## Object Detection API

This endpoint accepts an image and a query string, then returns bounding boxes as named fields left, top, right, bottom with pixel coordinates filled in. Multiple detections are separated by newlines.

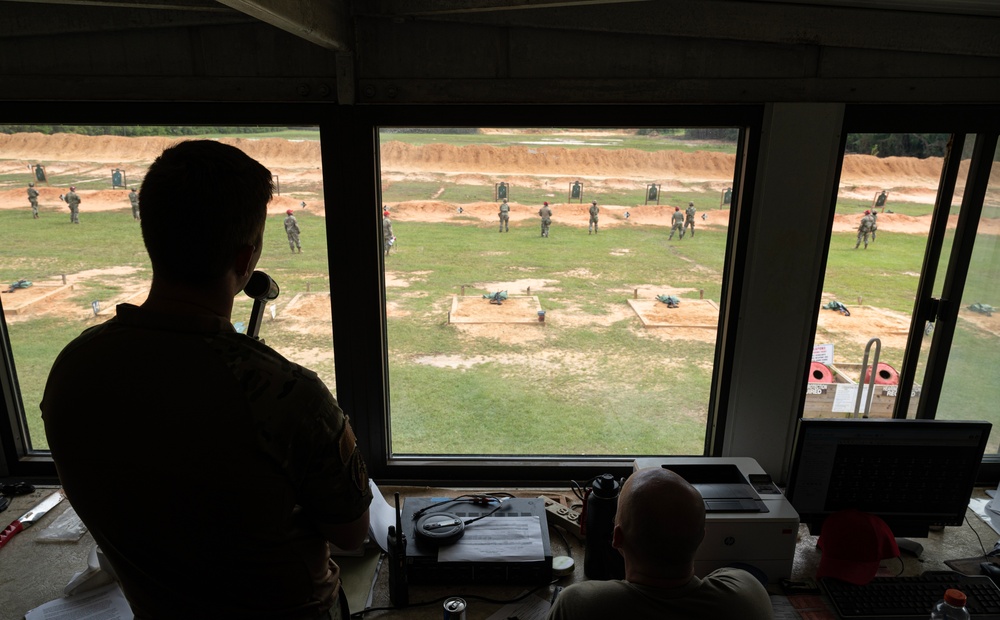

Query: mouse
left=895, top=537, right=924, bottom=558
left=982, top=562, right=1000, bottom=586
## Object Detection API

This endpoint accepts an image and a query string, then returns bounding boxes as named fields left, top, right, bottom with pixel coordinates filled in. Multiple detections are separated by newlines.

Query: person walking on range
left=62, top=185, right=81, bottom=224
left=284, top=209, right=302, bottom=253
left=855, top=209, right=875, bottom=249
left=539, top=201, right=553, bottom=238
left=41, top=140, right=372, bottom=620
left=869, top=209, right=878, bottom=243
left=129, top=187, right=140, bottom=221
left=684, top=201, right=697, bottom=238
left=546, top=467, right=772, bottom=620
left=499, top=198, right=510, bottom=233
left=668, top=206, right=684, bottom=240
left=27, top=182, right=40, bottom=219
left=588, top=200, right=600, bottom=234
left=383, top=208, right=395, bottom=256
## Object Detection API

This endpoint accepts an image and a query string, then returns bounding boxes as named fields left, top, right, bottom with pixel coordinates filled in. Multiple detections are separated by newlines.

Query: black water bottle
left=584, top=474, right=626, bottom=580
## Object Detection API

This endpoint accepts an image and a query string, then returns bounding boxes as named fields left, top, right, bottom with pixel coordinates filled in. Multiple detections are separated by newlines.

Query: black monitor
left=784, top=418, right=992, bottom=538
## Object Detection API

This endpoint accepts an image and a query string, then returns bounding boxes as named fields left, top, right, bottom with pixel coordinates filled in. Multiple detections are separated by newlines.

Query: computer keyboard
left=821, top=571, right=1000, bottom=619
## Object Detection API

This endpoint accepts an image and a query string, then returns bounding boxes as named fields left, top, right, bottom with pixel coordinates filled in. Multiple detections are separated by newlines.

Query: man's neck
left=626, top=565, right=695, bottom=590
left=142, top=277, right=235, bottom=321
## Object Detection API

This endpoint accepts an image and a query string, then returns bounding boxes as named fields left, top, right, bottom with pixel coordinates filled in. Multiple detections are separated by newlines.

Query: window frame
left=328, top=104, right=764, bottom=485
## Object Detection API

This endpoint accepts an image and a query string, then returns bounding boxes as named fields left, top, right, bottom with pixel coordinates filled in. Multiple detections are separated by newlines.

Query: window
left=805, top=106, right=1000, bottom=473
left=0, top=108, right=333, bottom=478
left=378, top=126, right=741, bottom=457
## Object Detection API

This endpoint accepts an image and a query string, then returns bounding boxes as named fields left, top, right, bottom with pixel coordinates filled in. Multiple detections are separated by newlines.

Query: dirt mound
left=0, top=133, right=322, bottom=169
left=380, top=141, right=737, bottom=180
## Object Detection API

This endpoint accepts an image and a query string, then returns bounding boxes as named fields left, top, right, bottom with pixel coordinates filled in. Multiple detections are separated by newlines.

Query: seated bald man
left=547, top=467, right=773, bottom=620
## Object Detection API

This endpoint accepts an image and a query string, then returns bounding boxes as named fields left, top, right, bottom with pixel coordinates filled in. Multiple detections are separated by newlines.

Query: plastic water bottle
left=930, top=589, right=970, bottom=620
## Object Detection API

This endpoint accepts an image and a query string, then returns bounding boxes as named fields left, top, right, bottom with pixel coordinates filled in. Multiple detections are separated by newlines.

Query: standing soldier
left=383, top=208, right=395, bottom=256
left=27, top=182, right=40, bottom=219
left=668, top=206, right=684, bottom=240
left=855, top=210, right=874, bottom=249
left=129, top=187, right=140, bottom=221
left=684, top=201, right=696, bottom=238
left=62, top=186, right=81, bottom=224
left=498, top=198, right=510, bottom=233
left=588, top=200, right=600, bottom=234
left=539, top=201, right=553, bottom=238
left=284, top=209, right=302, bottom=253
left=869, top=209, right=878, bottom=243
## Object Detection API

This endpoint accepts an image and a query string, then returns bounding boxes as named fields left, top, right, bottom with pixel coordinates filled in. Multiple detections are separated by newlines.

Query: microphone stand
left=247, top=298, right=266, bottom=341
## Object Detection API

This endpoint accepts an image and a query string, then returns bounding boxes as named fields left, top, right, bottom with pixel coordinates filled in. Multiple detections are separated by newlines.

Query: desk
left=2, top=486, right=999, bottom=619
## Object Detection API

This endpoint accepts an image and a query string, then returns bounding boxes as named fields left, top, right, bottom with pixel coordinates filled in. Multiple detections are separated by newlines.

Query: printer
left=633, top=457, right=799, bottom=584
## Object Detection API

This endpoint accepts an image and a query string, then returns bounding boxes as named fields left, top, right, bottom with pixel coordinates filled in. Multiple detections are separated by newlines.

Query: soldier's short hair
left=140, top=140, right=273, bottom=284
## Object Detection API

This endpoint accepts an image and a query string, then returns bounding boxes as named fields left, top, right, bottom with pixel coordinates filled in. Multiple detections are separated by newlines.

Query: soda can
left=443, top=596, right=467, bottom=619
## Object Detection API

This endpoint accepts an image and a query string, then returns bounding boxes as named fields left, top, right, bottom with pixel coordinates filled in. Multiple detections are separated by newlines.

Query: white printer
left=632, top=457, right=799, bottom=584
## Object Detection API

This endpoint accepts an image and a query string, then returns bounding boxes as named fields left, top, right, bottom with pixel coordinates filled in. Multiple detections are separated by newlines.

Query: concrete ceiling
left=3, top=0, right=999, bottom=53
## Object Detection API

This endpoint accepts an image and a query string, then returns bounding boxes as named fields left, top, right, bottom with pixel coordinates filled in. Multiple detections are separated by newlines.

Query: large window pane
left=806, top=133, right=948, bottom=419
left=379, top=127, right=739, bottom=456
left=933, top=140, right=1000, bottom=454
left=0, top=127, right=330, bottom=451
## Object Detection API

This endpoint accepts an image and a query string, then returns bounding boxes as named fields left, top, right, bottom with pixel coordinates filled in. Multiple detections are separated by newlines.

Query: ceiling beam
left=216, top=0, right=353, bottom=50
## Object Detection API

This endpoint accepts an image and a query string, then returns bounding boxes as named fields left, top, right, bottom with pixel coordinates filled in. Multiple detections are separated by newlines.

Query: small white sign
left=811, top=344, right=834, bottom=364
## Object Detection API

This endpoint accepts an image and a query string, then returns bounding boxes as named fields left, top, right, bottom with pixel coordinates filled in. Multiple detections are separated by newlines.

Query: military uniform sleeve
left=289, top=383, right=373, bottom=524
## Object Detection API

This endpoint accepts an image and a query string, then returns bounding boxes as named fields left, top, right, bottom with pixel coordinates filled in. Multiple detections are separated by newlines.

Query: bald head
left=613, top=468, right=706, bottom=581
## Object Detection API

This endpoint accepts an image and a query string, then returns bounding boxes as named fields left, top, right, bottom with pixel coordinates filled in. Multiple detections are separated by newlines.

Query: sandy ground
left=3, top=132, right=998, bottom=348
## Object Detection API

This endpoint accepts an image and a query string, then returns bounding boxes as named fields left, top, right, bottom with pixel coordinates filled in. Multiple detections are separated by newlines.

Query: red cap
left=817, top=509, right=899, bottom=585
left=543, top=201, right=549, bottom=206
left=286, top=209, right=294, bottom=215
left=383, top=210, right=390, bottom=217
left=865, top=210, right=871, bottom=215
left=675, top=206, right=680, bottom=211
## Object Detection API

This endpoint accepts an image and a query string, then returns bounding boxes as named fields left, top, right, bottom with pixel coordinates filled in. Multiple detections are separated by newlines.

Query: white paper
left=832, top=384, right=872, bottom=413
left=971, top=497, right=1000, bottom=535
left=26, top=583, right=133, bottom=620
left=485, top=592, right=552, bottom=620
left=367, top=479, right=396, bottom=553
left=437, top=516, right=544, bottom=562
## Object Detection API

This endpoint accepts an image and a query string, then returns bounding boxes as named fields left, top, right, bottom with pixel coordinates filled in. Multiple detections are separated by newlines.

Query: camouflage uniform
left=855, top=212, right=875, bottom=249
left=383, top=214, right=394, bottom=255
left=63, top=188, right=81, bottom=224
left=41, top=303, right=372, bottom=620
left=539, top=203, right=553, bottom=237
left=499, top=199, right=510, bottom=232
left=129, top=189, right=140, bottom=221
left=669, top=208, right=684, bottom=240
left=684, top=202, right=696, bottom=237
left=869, top=211, right=878, bottom=242
left=588, top=201, right=600, bottom=234
left=284, top=212, right=302, bottom=252
left=27, top=183, right=39, bottom=219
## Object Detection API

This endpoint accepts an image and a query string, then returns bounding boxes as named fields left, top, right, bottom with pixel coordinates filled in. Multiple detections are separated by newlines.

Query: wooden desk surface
left=2, top=486, right=998, bottom=619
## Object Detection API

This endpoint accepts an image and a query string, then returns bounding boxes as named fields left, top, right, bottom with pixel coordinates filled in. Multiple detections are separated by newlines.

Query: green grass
left=4, top=128, right=999, bottom=457
left=6, top=202, right=997, bottom=455
left=1, top=207, right=334, bottom=450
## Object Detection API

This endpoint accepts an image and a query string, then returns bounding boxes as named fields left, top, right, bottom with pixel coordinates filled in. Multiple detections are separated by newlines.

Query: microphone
left=245, top=271, right=279, bottom=301
left=245, top=271, right=279, bottom=340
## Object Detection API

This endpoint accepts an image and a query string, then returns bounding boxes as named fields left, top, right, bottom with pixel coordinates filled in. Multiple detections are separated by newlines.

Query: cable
left=966, top=514, right=989, bottom=558
left=411, top=493, right=514, bottom=520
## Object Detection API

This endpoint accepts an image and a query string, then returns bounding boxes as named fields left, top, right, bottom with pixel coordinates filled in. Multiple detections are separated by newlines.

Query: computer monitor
left=784, top=418, right=992, bottom=538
